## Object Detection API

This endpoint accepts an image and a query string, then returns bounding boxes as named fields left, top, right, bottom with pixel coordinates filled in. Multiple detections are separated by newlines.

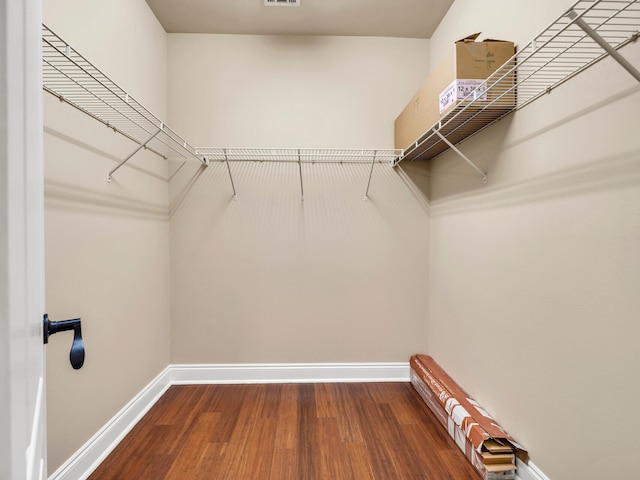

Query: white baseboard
left=48, top=367, right=172, bottom=480
left=516, top=458, right=551, bottom=480
left=49, top=362, right=409, bottom=480
left=170, top=362, right=410, bottom=384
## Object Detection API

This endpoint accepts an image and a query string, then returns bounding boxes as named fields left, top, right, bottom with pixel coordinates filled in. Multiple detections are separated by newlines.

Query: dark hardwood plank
left=270, top=384, right=299, bottom=478
left=334, top=383, right=366, bottom=444
left=88, top=383, right=480, bottom=480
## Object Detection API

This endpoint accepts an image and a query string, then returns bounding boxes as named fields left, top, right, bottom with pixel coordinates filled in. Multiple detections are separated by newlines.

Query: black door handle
left=43, top=313, right=85, bottom=369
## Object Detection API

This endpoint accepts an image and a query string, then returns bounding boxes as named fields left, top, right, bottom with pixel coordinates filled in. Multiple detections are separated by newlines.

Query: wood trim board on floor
left=47, top=363, right=549, bottom=480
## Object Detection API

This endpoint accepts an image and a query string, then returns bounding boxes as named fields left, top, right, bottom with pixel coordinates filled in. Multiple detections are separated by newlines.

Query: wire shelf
left=42, top=24, right=206, bottom=167
left=396, top=0, right=640, bottom=165
left=196, top=147, right=403, bottom=164
left=42, top=0, right=638, bottom=189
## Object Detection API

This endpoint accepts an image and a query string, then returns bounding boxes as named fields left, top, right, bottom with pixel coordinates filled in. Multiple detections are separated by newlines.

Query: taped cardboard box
left=394, top=33, right=515, bottom=150
left=410, top=355, right=527, bottom=480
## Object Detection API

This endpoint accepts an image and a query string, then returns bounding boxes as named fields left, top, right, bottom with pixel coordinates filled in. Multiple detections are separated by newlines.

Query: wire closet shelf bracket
left=394, top=0, right=640, bottom=181
left=42, top=24, right=211, bottom=183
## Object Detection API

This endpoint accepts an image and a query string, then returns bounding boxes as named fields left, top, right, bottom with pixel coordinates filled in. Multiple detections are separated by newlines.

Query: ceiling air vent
left=264, top=0, right=300, bottom=6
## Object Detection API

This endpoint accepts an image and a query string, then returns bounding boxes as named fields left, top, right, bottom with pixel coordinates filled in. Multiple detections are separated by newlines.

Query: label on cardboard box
left=439, top=79, right=487, bottom=113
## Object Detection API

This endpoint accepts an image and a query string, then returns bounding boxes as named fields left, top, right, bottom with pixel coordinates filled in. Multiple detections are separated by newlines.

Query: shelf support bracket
left=567, top=9, right=640, bottom=83
left=223, top=149, right=238, bottom=199
left=107, top=126, right=163, bottom=182
left=433, top=129, right=487, bottom=184
left=298, top=149, right=304, bottom=201
left=364, top=149, right=377, bottom=199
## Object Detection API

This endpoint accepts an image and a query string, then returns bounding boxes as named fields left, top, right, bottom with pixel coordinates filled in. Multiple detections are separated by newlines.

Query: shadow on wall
left=428, top=78, right=640, bottom=202
left=167, top=159, right=431, bottom=364
left=397, top=160, right=430, bottom=204
left=426, top=114, right=514, bottom=200
left=169, top=162, right=210, bottom=218
left=168, top=159, right=430, bottom=228
left=44, top=127, right=171, bottom=219
left=501, top=84, right=640, bottom=152
left=429, top=149, right=640, bottom=217
left=45, top=178, right=169, bottom=219
left=44, top=126, right=169, bottom=183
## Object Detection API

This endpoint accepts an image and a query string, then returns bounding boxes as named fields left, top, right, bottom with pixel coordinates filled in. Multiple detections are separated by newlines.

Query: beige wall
left=167, top=34, right=431, bottom=363
left=167, top=34, right=430, bottom=147
left=43, top=0, right=170, bottom=473
left=40, top=2, right=639, bottom=478
left=428, top=0, right=574, bottom=70
left=43, top=0, right=168, bottom=117
left=427, top=1, right=640, bottom=479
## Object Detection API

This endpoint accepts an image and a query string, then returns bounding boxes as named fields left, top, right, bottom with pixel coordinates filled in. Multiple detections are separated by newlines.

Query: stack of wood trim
left=410, top=355, right=527, bottom=480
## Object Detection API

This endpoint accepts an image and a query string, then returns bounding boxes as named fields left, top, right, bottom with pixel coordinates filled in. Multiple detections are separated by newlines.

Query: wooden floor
left=89, top=383, right=480, bottom=479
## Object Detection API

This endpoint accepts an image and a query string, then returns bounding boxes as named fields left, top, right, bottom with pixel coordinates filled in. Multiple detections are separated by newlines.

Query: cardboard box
left=394, top=33, right=515, bottom=150
left=410, top=355, right=526, bottom=480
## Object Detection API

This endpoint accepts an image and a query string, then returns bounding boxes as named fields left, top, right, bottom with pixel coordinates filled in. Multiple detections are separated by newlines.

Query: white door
left=0, top=1, right=47, bottom=480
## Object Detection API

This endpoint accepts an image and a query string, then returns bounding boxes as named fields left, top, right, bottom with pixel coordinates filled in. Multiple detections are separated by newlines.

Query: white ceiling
left=144, top=0, right=454, bottom=39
